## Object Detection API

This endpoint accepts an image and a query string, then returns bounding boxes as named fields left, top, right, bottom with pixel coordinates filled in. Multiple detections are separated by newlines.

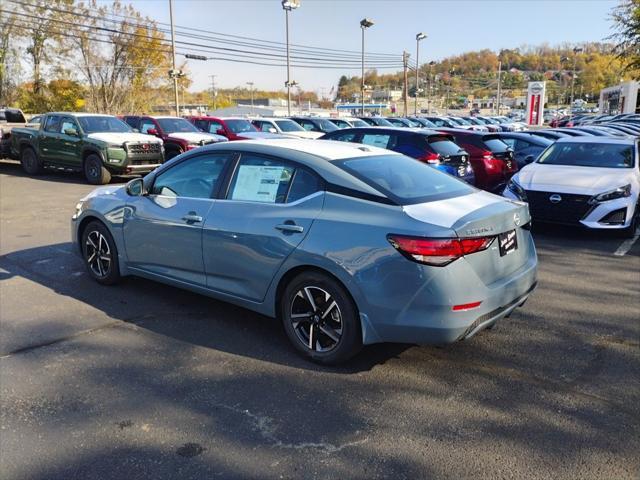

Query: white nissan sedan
left=504, top=137, right=639, bottom=237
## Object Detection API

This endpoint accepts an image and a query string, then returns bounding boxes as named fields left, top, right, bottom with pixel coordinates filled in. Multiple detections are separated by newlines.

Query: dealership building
left=599, top=81, right=640, bottom=115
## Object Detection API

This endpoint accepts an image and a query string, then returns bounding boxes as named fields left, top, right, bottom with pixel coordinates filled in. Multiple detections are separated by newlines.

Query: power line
left=7, top=0, right=400, bottom=61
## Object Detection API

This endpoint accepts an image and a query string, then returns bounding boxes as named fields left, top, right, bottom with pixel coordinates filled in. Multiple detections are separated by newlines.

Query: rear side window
left=44, top=115, right=61, bottom=133
left=287, top=169, right=323, bottom=202
left=228, top=155, right=295, bottom=204
left=124, top=117, right=139, bottom=128
left=337, top=154, right=473, bottom=205
left=328, top=131, right=359, bottom=142
left=483, top=137, right=510, bottom=153
left=361, top=133, right=397, bottom=149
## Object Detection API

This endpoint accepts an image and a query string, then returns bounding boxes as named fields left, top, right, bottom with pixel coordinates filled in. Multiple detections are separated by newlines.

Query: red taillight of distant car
left=387, top=235, right=494, bottom=266
left=419, top=152, right=441, bottom=164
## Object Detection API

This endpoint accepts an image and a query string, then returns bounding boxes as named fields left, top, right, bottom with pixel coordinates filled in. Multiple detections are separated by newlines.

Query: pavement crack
left=214, top=403, right=367, bottom=454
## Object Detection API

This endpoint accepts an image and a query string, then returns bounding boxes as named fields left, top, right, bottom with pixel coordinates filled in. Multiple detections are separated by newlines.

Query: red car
left=437, top=128, right=517, bottom=192
left=122, top=115, right=227, bottom=160
left=186, top=116, right=270, bottom=141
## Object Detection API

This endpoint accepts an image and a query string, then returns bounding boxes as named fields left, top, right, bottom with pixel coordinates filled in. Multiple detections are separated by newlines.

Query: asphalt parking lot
left=1, top=160, right=639, bottom=480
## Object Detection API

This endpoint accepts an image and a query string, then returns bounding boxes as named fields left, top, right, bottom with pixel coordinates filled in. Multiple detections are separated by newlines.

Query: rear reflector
left=452, top=301, right=482, bottom=311
left=387, top=235, right=494, bottom=266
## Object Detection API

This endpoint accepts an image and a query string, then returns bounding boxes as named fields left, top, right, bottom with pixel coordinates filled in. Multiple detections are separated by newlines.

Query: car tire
left=280, top=271, right=362, bottom=365
left=84, top=154, right=111, bottom=185
left=620, top=205, right=639, bottom=239
left=21, top=147, right=43, bottom=175
left=81, top=220, right=120, bottom=285
left=165, top=147, right=182, bottom=161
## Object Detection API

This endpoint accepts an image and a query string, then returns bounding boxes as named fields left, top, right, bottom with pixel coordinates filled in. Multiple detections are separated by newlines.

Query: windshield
left=453, top=117, right=471, bottom=125
left=336, top=154, right=473, bottom=205
left=225, top=119, right=256, bottom=133
left=465, top=117, right=482, bottom=125
left=350, top=119, right=369, bottom=127
left=77, top=116, right=132, bottom=133
left=537, top=142, right=635, bottom=168
left=275, top=119, right=304, bottom=132
left=315, top=119, right=338, bottom=131
left=157, top=118, right=199, bottom=133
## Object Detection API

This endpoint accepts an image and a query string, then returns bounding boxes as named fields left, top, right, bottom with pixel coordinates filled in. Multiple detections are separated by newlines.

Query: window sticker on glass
left=231, top=165, right=286, bottom=202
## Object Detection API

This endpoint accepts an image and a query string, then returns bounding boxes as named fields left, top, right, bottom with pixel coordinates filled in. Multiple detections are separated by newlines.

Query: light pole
left=560, top=56, right=569, bottom=108
left=570, top=47, right=583, bottom=113
left=414, top=32, right=426, bottom=115
left=360, top=18, right=374, bottom=116
left=427, top=61, right=435, bottom=113
left=168, top=0, right=179, bottom=116
left=282, top=0, right=300, bottom=116
left=246, top=82, right=254, bottom=114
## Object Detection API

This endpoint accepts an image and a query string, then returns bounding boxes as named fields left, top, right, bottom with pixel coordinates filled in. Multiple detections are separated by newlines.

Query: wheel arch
left=81, top=147, right=105, bottom=165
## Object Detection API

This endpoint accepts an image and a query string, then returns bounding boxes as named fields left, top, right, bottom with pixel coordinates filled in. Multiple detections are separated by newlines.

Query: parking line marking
left=614, top=227, right=640, bottom=257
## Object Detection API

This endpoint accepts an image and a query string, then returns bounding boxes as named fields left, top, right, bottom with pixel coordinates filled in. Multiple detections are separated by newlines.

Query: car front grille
left=127, top=142, right=162, bottom=155
left=525, top=190, right=593, bottom=225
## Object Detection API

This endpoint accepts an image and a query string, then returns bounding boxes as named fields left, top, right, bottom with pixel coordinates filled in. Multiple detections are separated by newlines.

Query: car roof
left=497, top=132, right=552, bottom=143
left=326, top=126, right=449, bottom=137
left=555, top=136, right=637, bottom=145
left=50, top=112, right=114, bottom=117
left=228, top=138, right=399, bottom=160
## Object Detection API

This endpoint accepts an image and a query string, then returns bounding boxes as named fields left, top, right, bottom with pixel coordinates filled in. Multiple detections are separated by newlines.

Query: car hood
left=515, top=163, right=634, bottom=194
left=167, top=132, right=227, bottom=143
left=285, top=131, right=323, bottom=139
left=86, top=132, right=163, bottom=145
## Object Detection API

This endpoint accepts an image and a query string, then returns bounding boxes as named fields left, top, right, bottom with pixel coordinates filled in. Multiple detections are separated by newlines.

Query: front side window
left=206, top=121, right=223, bottom=134
left=297, top=120, right=317, bottom=132
left=537, top=142, right=635, bottom=168
left=152, top=153, right=234, bottom=198
left=60, top=118, right=79, bottom=134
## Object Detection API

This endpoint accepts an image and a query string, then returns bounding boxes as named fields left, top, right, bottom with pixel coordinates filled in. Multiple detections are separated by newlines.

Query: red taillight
left=387, top=235, right=494, bottom=266
left=452, top=301, right=482, bottom=311
left=419, top=152, right=441, bottom=164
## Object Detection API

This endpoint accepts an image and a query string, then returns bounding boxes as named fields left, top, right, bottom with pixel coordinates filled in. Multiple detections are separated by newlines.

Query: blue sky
left=123, top=0, right=618, bottom=94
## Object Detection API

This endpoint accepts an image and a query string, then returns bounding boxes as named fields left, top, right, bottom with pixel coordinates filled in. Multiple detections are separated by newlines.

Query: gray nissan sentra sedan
left=71, top=139, right=537, bottom=364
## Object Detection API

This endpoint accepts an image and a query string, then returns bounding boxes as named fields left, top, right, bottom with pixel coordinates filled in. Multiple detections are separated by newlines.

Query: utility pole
left=570, top=47, right=583, bottom=118
left=415, top=33, right=426, bottom=115
left=402, top=51, right=409, bottom=116
left=496, top=60, right=502, bottom=116
left=360, top=18, right=374, bottom=116
left=282, top=1, right=300, bottom=116
left=209, top=75, right=217, bottom=112
left=168, top=0, right=179, bottom=116
left=246, top=82, right=254, bottom=114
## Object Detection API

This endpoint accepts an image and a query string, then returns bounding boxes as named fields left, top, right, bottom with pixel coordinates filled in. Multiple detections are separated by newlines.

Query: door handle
left=182, top=213, right=203, bottom=224
left=275, top=223, right=304, bottom=233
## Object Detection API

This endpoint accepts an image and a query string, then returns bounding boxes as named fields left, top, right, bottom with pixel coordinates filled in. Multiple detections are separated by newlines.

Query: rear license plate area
left=498, top=229, right=518, bottom=256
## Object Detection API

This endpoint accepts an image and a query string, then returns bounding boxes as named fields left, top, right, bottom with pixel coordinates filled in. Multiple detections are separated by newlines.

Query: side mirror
left=524, top=155, right=535, bottom=164
left=147, top=128, right=158, bottom=136
left=64, top=128, right=78, bottom=137
left=125, top=177, right=146, bottom=197
left=216, top=128, right=226, bottom=136
left=268, top=127, right=277, bottom=133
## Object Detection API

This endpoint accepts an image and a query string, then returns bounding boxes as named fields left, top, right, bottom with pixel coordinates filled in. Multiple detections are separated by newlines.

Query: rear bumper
left=360, top=231, right=538, bottom=345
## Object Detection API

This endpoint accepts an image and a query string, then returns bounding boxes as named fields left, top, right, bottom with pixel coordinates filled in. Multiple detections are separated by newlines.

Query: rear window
left=537, top=142, right=636, bottom=168
left=336, top=154, right=474, bottom=205
left=428, top=136, right=464, bottom=156
left=483, top=137, right=510, bottom=153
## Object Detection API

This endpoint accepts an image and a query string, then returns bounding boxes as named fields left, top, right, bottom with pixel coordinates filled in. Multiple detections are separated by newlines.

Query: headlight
left=506, top=177, right=527, bottom=201
left=589, top=184, right=631, bottom=204
left=73, top=201, right=84, bottom=219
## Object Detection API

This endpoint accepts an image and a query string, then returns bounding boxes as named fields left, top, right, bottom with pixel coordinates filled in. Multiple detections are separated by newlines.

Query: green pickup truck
left=10, top=112, right=165, bottom=184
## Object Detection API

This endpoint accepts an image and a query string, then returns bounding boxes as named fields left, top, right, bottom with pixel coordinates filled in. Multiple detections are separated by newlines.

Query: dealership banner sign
left=526, top=82, right=546, bottom=126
